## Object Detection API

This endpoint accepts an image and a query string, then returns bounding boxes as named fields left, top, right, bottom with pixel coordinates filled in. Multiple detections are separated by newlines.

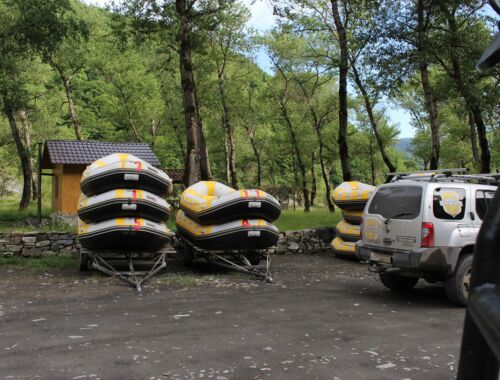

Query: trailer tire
left=246, top=251, right=261, bottom=266
left=79, top=251, right=89, bottom=272
left=180, top=244, right=195, bottom=267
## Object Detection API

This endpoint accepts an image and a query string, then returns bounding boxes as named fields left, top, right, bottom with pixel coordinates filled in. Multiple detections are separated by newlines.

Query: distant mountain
left=395, top=138, right=413, bottom=158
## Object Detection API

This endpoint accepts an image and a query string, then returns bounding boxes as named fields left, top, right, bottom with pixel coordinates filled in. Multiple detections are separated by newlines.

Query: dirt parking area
left=0, top=254, right=464, bottom=380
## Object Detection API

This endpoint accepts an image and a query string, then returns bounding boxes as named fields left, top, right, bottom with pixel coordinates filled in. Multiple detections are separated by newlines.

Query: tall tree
left=433, top=0, right=492, bottom=172
left=330, top=0, right=352, bottom=180
left=0, top=0, right=77, bottom=210
left=119, top=0, right=226, bottom=185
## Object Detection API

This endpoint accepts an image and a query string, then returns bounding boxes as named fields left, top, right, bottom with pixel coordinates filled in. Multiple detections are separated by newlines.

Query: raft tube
left=341, top=210, right=363, bottom=225
left=180, top=181, right=281, bottom=224
left=78, top=217, right=170, bottom=251
left=176, top=210, right=279, bottom=250
left=335, top=220, right=361, bottom=243
left=78, top=189, right=171, bottom=224
left=80, top=153, right=172, bottom=197
left=331, top=237, right=356, bottom=256
left=332, top=181, right=375, bottom=210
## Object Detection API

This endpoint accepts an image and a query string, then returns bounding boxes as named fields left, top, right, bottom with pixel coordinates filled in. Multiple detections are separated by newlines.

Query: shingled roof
left=163, top=168, right=184, bottom=183
left=41, top=140, right=161, bottom=169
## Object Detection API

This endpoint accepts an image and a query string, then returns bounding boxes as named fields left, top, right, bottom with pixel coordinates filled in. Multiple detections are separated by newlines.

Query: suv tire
left=444, top=253, right=473, bottom=306
left=379, top=273, right=419, bottom=291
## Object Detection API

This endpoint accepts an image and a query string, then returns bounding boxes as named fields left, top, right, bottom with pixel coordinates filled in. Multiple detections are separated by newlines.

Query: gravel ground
left=0, top=254, right=465, bottom=380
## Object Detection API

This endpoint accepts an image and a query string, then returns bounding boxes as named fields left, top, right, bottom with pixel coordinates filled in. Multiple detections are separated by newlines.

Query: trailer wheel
left=246, top=251, right=261, bottom=266
left=379, top=272, right=419, bottom=291
left=445, top=253, right=472, bottom=307
left=180, top=244, right=195, bottom=267
left=79, top=251, right=89, bottom=272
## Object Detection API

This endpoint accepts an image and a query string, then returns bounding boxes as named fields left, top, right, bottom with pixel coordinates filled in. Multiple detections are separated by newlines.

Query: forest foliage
left=0, top=0, right=498, bottom=211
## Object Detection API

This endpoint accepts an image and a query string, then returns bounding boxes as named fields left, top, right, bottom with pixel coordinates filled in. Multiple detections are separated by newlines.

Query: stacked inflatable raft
left=331, top=181, right=375, bottom=257
left=77, top=153, right=173, bottom=251
left=176, top=181, right=281, bottom=251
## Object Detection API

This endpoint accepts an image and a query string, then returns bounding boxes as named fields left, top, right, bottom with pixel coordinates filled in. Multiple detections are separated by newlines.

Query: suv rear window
left=433, top=188, right=466, bottom=220
left=368, top=186, right=422, bottom=219
left=476, top=190, right=495, bottom=220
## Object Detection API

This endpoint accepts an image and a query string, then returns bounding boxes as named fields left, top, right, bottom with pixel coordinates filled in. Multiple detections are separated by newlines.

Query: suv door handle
left=469, top=212, right=475, bottom=221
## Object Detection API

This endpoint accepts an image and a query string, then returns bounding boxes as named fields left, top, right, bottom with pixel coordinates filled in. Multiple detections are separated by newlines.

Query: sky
left=83, top=0, right=415, bottom=138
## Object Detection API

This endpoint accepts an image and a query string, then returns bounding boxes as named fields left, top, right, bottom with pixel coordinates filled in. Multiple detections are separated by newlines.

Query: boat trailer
left=175, top=236, right=274, bottom=283
left=79, top=247, right=174, bottom=292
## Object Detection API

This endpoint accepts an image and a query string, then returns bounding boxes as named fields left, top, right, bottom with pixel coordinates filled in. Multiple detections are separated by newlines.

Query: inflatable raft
left=341, top=210, right=363, bottom=225
left=176, top=210, right=279, bottom=250
left=78, top=217, right=170, bottom=251
left=335, top=220, right=361, bottom=243
left=180, top=181, right=281, bottom=225
left=332, top=181, right=375, bottom=210
left=331, top=237, right=356, bottom=256
left=80, top=153, right=172, bottom=197
left=78, top=189, right=171, bottom=223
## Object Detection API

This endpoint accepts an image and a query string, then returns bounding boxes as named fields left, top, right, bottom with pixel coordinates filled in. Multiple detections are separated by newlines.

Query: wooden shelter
left=40, top=140, right=161, bottom=215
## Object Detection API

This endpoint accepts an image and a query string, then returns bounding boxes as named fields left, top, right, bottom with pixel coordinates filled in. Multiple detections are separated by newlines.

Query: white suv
left=356, top=171, right=498, bottom=306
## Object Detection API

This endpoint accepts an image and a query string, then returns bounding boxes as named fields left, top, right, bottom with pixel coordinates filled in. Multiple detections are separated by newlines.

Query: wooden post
left=37, top=142, right=42, bottom=226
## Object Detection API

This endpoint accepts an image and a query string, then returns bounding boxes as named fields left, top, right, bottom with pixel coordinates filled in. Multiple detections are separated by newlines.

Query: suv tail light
left=421, top=222, right=435, bottom=247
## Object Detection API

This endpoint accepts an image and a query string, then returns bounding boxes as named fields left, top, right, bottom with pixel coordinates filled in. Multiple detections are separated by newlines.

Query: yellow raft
left=180, top=181, right=281, bottom=224
left=176, top=210, right=279, bottom=250
left=331, top=237, right=356, bottom=256
left=78, top=217, right=170, bottom=251
left=341, top=210, right=363, bottom=225
left=332, top=181, right=375, bottom=210
left=80, top=153, right=172, bottom=197
left=335, top=220, right=361, bottom=243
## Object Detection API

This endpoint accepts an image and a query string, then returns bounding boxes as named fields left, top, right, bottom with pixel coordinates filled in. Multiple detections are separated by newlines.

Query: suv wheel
left=379, top=272, right=419, bottom=291
left=444, top=253, right=473, bottom=306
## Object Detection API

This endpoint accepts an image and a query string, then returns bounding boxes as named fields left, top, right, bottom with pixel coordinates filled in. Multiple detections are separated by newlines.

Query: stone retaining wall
left=0, top=228, right=336, bottom=257
left=275, top=227, right=336, bottom=254
left=0, top=232, right=80, bottom=257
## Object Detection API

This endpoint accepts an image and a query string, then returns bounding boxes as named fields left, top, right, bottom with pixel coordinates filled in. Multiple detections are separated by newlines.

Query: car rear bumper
left=356, top=241, right=460, bottom=275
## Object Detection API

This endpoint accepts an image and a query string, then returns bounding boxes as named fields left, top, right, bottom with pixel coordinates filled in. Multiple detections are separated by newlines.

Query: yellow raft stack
left=331, top=181, right=375, bottom=257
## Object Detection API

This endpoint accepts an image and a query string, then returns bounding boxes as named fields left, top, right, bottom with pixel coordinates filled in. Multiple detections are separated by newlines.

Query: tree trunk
left=310, top=151, right=317, bottom=206
left=18, top=110, right=37, bottom=200
left=350, top=59, right=396, bottom=173
left=4, top=100, right=31, bottom=210
left=279, top=100, right=310, bottom=212
left=471, top=108, right=490, bottom=173
left=468, top=111, right=480, bottom=168
left=416, top=0, right=440, bottom=169
left=223, top=125, right=231, bottom=184
left=54, top=64, right=83, bottom=140
left=331, top=0, right=352, bottom=181
left=217, top=72, right=238, bottom=188
left=164, top=95, right=186, bottom=161
left=177, top=0, right=211, bottom=186
left=251, top=138, right=262, bottom=187
left=369, top=137, right=376, bottom=185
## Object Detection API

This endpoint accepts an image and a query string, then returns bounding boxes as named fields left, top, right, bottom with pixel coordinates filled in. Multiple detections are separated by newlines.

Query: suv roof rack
left=386, top=169, right=500, bottom=185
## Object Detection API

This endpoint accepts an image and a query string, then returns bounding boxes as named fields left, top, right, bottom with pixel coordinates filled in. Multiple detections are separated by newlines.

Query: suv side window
left=476, top=190, right=495, bottom=220
left=433, top=188, right=466, bottom=220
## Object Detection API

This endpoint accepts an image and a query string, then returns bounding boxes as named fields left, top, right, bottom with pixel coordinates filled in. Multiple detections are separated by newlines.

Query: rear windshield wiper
left=384, top=212, right=414, bottom=225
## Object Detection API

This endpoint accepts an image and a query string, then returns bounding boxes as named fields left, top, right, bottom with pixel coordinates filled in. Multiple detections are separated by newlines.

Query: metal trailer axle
left=81, top=248, right=169, bottom=292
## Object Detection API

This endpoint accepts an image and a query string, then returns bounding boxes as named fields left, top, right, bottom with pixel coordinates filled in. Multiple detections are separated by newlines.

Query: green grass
left=274, top=207, right=340, bottom=231
left=0, top=197, right=73, bottom=233
left=1, top=197, right=339, bottom=233
left=0, top=256, right=78, bottom=270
